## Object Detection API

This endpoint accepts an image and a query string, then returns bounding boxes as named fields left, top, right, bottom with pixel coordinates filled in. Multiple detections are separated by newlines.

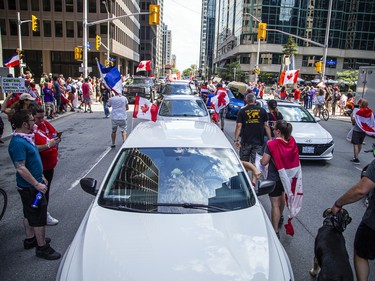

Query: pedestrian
left=234, top=93, right=271, bottom=164
left=81, top=78, right=93, bottom=113
left=107, top=91, right=129, bottom=148
left=260, top=120, right=302, bottom=238
left=43, top=82, right=55, bottom=119
left=293, top=86, right=301, bottom=104
left=100, top=79, right=110, bottom=118
left=267, top=99, right=284, bottom=137
left=279, top=86, right=287, bottom=100
left=339, top=93, right=348, bottom=116
left=308, top=86, right=316, bottom=109
left=313, top=89, right=325, bottom=117
left=350, top=99, right=372, bottom=164
left=52, top=76, right=62, bottom=114
left=8, top=110, right=61, bottom=260
left=331, top=158, right=375, bottom=281
left=347, top=99, right=363, bottom=142
left=215, top=83, right=228, bottom=130
left=331, top=86, right=341, bottom=116
left=302, top=86, right=309, bottom=109
left=0, top=113, right=4, bottom=144
left=32, top=106, right=61, bottom=226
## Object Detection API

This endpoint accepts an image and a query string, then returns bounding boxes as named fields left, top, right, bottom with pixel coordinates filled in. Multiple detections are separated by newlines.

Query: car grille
left=297, top=141, right=334, bottom=156
left=128, top=88, right=145, bottom=94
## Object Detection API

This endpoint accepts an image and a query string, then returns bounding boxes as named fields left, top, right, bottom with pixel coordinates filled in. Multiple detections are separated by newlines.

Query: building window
left=20, top=0, right=28, bottom=10
left=44, top=20, right=51, bottom=37
left=261, top=53, right=273, bottom=65
left=89, top=0, right=96, bottom=13
left=31, top=0, right=39, bottom=11
left=8, top=1, right=16, bottom=10
left=77, top=21, right=83, bottom=38
left=240, top=56, right=250, bottom=64
left=77, top=0, right=83, bottom=13
left=43, top=0, right=51, bottom=11
left=21, top=22, right=29, bottom=36
left=0, top=19, right=6, bottom=35
left=0, top=0, right=4, bottom=9
left=100, top=24, right=107, bottom=35
left=302, top=55, right=317, bottom=67
left=66, top=21, right=74, bottom=38
left=55, top=0, right=62, bottom=12
left=55, top=21, right=63, bottom=37
left=89, top=25, right=95, bottom=38
left=66, top=0, right=73, bottom=12
left=9, top=19, right=17, bottom=35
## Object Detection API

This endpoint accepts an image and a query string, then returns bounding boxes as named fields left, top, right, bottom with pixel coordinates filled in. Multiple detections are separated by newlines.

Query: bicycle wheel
left=0, top=188, right=7, bottom=221
left=321, top=109, right=329, bottom=121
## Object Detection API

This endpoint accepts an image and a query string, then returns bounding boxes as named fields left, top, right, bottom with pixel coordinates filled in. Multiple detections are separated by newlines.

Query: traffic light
left=95, top=35, right=101, bottom=50
left=315, top=61, right=322, bottom=73
left=255, top=67, right=260, bottom=75
left=104, top=60, right=109, bottom=67
left=31, top=15, right=38, bottom=32
left=149, top=4, right=160, bottom=25
left=257, top=22, right=267, bottom=40
left=74, top=47, right=83, bottom=60
left=17, top=49, right=24, bottom=60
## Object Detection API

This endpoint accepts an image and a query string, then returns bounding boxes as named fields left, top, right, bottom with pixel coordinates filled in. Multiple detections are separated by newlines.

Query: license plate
left=302, top=146, right=315, bottom=154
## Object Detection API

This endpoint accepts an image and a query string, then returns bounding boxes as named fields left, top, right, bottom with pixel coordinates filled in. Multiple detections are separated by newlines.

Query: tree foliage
left=282, top=37, right=298, bottom=56
left=182, top=68, right=191, bottom=77
left=217, top=61, right=247, bottom=81
left=336, top=70, right=358, bottom=86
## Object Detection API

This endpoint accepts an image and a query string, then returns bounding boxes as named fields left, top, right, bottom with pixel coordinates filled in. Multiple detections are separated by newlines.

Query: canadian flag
left=278, top=69, right=300, bottom=85
left=136, top=60, right=152, bottom=72
left=133, top=96, right=158, bottom=122
left=210, top=88, right=230, bottom=113
left=355, top=107, right=375, bottom=136
left=4, top=54, right=20, bottom=68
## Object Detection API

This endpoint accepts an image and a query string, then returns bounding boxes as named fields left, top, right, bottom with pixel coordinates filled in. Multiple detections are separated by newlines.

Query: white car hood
left=291, top=122, right=332, bottom=144
left=60, top=205, right=291, bottom=281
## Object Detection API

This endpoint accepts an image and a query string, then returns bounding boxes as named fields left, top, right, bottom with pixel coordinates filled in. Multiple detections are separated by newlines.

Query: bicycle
left=318, top=104, right=329, bottom=121
left=0, top=187, right=7, bottom=221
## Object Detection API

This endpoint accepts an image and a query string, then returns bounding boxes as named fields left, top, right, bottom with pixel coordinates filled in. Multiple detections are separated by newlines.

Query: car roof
left=124, top=120, right=230, bottom=148
left=161, top=94, right=202, bottom=101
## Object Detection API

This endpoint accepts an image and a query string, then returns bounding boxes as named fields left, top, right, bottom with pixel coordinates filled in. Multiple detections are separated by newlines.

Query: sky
left=163, top=0, right=202, bottom=72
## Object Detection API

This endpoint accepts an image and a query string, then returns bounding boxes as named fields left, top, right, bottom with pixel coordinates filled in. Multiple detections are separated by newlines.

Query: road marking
left=355, top=167, right=362, bottom=172
left=69, top=146, right=112, bottom=190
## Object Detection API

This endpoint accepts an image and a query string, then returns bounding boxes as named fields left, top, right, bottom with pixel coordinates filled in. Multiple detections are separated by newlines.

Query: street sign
left=87, top=42, right=91, bottom=50
left=1, top=77, right=25, bottom=93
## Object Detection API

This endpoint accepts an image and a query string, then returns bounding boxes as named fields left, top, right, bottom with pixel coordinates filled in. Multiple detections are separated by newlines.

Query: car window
left=278, top=105, right=316, bottom=122
left=130, top=78, right=152, bottom=85
left=99, top=147, right=255, bottom=213
left=162, top=84, right=193, bottom=95
left=159, top=99, right=208, bottom=117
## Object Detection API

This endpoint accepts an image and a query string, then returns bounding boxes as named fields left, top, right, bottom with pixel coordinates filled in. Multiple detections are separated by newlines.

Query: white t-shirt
left=108, top=95, right=128, bottom=120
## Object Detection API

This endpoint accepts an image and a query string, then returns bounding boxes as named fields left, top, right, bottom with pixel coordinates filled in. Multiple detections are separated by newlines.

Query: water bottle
left=52, top=133, right=58, bottom=150
left=31, top=192, right=43, bottom=208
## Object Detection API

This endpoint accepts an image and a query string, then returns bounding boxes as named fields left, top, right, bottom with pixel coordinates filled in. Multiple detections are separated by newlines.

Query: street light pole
left=244, top=13, right=261, bottom=83
left=151, top=36, right=157, bottom=76
left=322, top=0, right=333, bottom=81
left=83, top=0, right=88, bottom=78
left=102, top=0, right=110, bottom=63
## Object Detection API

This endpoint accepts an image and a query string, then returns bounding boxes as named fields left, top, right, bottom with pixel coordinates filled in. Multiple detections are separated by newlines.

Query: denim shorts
left=239, top=143, right=263, bottom=164
left=112, top=119, right=127, bottom=132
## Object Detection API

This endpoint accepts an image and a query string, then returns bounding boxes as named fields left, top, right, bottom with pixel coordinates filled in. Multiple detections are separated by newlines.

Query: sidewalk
left=0, top=101, right=105, bottom=142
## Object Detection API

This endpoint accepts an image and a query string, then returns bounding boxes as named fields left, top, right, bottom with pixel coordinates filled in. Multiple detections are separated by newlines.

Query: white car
left=257, top=100, right=334, bottom=160
left=157, top=95, right=212, bottom=122
left=56, top=120, right=294, bottom=281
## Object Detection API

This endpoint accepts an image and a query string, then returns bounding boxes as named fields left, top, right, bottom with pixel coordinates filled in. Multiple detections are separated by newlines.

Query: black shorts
left=354, top=222, right=375, bottom=260
left=18, top=188, right=47, bottom=227
left=351, top=130, right=366, bottom=145
left=269, top=180, right=284, bottom=197
left=239, top=143, right=263, bottom=164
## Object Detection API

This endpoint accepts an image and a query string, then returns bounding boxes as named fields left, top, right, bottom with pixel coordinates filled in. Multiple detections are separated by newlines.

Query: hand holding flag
left=133, top=96, right=158, bottom=122
left=97, top=60, right=122, bottom=95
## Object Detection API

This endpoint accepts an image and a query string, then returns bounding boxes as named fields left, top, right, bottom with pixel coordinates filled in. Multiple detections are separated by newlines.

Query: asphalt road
left=0, top=107, right=374, bottom=281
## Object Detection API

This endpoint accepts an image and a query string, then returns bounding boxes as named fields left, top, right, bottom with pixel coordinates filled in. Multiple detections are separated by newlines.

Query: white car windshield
left=162, top=83, right=193, bottom=95
left=99, top=147, right=255, bottom=213
left=159, top=99, right=209, bottom=117
left=277, top=105, right=316, bottom=122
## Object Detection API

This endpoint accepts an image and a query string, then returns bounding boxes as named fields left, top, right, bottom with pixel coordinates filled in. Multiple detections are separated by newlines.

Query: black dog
left=309, top=208, right=353, bottom=281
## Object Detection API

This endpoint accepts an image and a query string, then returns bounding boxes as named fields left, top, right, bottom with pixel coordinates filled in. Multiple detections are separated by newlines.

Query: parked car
left=160, top=81, right=195, bottom=96
left=57, top=120, right=294, bottom=281
left=157, top=95, right=212, bottom=122
left=257, top=100, right=334, bottom=160
left=123, top=76, right=155, bottom=103
left=226, top=88, right=245, bottom=118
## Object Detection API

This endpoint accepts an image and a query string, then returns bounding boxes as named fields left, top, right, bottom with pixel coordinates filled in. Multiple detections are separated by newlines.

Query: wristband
left=334, top=201, right=342, bottom=209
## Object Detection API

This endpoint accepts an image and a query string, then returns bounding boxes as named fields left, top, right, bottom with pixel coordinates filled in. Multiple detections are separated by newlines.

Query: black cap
left=267, top=99, right=277, bottom=109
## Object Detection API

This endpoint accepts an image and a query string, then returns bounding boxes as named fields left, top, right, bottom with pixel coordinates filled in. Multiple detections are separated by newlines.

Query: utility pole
left=322, top=0, right=333, bottom=81
left=83, top=0, right=88, bottom=78
left=17, top=12, right=32, bottom=75
left=102, top=0, right=110, bottom=63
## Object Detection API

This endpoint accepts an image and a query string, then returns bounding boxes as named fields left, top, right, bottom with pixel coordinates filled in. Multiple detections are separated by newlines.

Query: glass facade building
left=213, top=0, right=375, bottom=81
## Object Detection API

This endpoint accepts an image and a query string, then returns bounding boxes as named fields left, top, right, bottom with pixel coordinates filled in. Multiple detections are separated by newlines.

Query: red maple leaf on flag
left=138, top=62, right=144, bottom=69
left=287, top=73, right=293, bottom=80
left=141, top=103, right=149, bottom=113
left=217, top=92, right=227, bottom=107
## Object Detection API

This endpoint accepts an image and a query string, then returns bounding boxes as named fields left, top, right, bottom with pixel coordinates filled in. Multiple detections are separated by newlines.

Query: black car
left=123, top=76, right=155, bottom=103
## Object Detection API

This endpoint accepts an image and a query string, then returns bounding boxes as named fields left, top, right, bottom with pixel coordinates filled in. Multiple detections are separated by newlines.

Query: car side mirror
left=80, top=178, right=98, bottom=196
left=255, top=180, right=276, bottom=196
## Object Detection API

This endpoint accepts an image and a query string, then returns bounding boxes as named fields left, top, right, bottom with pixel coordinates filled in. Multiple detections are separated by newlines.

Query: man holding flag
left=351, top=99, right=375, bottom=164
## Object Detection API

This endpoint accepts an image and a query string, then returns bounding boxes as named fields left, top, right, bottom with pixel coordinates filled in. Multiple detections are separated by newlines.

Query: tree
left=282, top=36, right=298, bottom=56
left=182, top=68, right=191, bottom=77
left=217, top=61, right=247, bottom=82
left=336, top=70, right=358, bottom=87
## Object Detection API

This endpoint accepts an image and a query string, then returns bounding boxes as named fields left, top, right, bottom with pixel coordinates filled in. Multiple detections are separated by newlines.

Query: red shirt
left=294, top=89, right=301, bottom=101
left=280, top=90, right=287, bottom=99
left=34, top=120, right=59, bottom=170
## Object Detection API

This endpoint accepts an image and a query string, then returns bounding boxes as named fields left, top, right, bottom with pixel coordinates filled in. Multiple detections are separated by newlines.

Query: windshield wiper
left=104, top=205, right=146, bottom=213
left=152, top=202, right=228, bottom=212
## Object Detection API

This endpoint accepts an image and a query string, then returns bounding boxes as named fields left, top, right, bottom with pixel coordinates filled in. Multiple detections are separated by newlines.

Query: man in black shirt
left=332, top=159, right=375, bottom=281
left=234, top=93, right=271, bottom=163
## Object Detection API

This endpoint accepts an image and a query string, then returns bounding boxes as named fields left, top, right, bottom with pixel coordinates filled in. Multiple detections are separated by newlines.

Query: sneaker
left=350, top=158, right=360, bottom=165
left=70, top=109, right=75, bottom=112
left=24, top=237, right=51, bottom=250
left=89, top=110, right=93, bottom=113
left=35, top=243, right=61, bottom=260
left=47, top=212, right=59, bottom=226
left=111, top=144, right=116, bottom=148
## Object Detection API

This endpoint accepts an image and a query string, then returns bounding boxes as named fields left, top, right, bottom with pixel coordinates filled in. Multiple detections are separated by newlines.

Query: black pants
left=43, top=169, right=54, bottom=204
